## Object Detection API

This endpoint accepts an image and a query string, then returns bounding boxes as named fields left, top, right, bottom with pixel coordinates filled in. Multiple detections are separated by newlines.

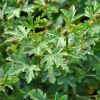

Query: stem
left=37, top=55, right=41, bottom=67
left=85, top=74, right=96, bottom=77
left=76, top=94, right=100, bottom=99
left=66, top=35, right=69, bottom=52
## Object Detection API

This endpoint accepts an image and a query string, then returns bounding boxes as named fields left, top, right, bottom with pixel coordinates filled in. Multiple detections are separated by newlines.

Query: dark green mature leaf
left=54, top=92, right=68, bottom=100
left=96, top=64, right=100, bottom=81
left=57, top=76, right=76, bottom=91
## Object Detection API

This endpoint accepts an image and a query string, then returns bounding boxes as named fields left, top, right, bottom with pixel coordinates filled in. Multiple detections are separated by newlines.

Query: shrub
left=0, top=0, right=100, bottom=100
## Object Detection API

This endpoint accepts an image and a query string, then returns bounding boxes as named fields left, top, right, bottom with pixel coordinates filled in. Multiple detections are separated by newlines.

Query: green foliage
left=0, top=0, right=100, bottom=100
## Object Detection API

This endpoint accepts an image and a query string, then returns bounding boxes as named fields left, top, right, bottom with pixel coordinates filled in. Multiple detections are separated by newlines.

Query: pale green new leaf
left=28, top=89, right=47, bottom=100
left=41, top=50, right=68, bottom=69
left=9, top=64, right=27, bottom=76
left=5, top=7, right=20, bottom=19
left=25, top=66, right=35, bottom=84
left=41, top=53, right=64, bottom=68
left=61, top=6, right=83, bottom=24
left=69, top=6, right=76, bottom=22
left=47, top=67, right=56, bottom=84
left=4, top=26, right=30, bottom=41
left=25, top=65, right=40, bottom=83
left=0, top=3, right=7, bottom=20
left=22, top=2, right=34, bottom=13
left=85, top=0, right=100, bottom=18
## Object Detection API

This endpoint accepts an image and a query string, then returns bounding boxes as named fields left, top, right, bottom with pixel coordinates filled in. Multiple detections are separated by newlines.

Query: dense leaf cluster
left=0, top=0, right=100, bottom=100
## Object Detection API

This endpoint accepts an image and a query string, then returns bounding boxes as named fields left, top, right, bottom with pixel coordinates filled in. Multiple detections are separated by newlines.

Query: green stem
left=66, top=35, right=69, bottom=52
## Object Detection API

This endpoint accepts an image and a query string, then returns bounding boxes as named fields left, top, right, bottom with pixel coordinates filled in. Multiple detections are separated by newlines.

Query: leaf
left=28, top=89, right=47, bottom=100
left=73, top=14, right=84, bottom=22
left=22, top=2, right=34, bottom=13
left=34, top=42, right=47, bottom=56
left=41, top=66, right=61, bottom=84
left=9, top=64, right=27, bottom=75
left=47, top=67, right=56, bottom=84
left=25, top=65, right=40, bottom=83
left=54, top=92, right=68, bottom=100
left=41, top=50, right=67, bottom=69
left=97, top=97, right=100, bottom=100
left=61, top=6, right=79, bottom=24
left=0, top=3, right=7, bottom=20
left=97, top=90, right=100, bottom=94
left=57, top=76, right=76, bottom=91
left=5, top=7, right=20, bottom=19
left=0, top=68, right=4, bottom=79
left=69, top=6, right=76, bottom=22
left=57, top=36, right=66, bottom=47
left=25, top=67, right=34, bottom=83
left=72, top=67, right=85, bottom=82
left=61, top=9, right=70, bottom=24
left=4, top=26, right=30, bottom=41
left=85, top=0, right=100, bottom=18
left=96, top=64, right=100, bottom=81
